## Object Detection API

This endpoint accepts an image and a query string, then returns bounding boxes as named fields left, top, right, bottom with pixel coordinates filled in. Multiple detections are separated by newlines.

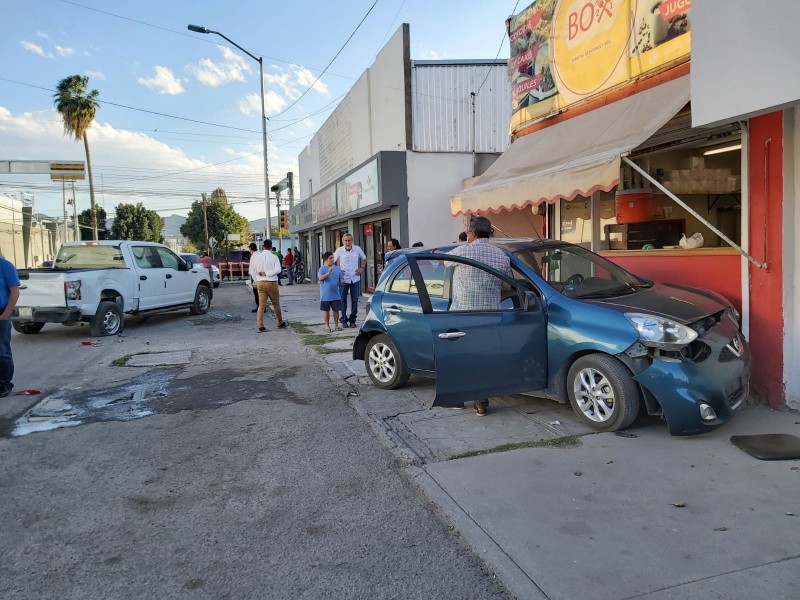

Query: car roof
left=389, top=237, right=563, bottom=258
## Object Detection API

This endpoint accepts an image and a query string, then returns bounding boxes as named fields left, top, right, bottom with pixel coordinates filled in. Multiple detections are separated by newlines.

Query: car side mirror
left=522, top=290, right=540, bottom=312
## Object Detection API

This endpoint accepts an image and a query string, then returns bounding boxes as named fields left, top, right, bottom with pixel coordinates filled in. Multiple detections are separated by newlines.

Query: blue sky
left=1, top=0, right=520, bottom=223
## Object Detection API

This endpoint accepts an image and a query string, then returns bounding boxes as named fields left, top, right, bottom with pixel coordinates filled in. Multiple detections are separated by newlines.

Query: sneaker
left=0, top=388, right=12, bottom=398
left=258, top=326, right=267, bottom=332
left=277, top=322, right=288, bottom=329
left=349, top=322, right=357, bottom=328
left=341, top=322, right=350, bottom=329
left=449, top=403, right=465, bottom=410
left=251, top=308, right=258, bottom=313
left=473, top=401, right=488, bottom=417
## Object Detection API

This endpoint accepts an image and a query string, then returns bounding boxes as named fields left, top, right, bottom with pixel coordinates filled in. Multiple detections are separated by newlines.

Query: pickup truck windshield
left=54, top=245, right=126, bottom=269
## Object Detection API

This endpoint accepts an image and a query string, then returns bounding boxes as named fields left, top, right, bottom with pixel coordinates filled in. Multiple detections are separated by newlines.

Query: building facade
left=290, top=24, right=511, bottom=288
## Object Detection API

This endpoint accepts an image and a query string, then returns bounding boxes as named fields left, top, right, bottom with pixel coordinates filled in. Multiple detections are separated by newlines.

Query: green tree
left=53, top=75, right=100, bottom=239
left=110, top=203, right=164, bottom=242
left=181, top=196, right=251, bottom=257
left=78, top=206, right=108, bottom=240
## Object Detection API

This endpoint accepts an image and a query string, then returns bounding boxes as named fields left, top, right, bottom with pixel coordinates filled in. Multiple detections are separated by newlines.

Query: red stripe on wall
left=748, top=112, right=784, bottom=406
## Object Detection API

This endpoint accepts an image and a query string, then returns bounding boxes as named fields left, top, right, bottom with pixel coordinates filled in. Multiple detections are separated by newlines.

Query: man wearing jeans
left=0, top=254, right=21, bottom=397
left=333, top=233, right=366, bottom=329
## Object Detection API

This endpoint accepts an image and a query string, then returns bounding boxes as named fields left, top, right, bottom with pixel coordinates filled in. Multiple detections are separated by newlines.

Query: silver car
left=179, top=253, right=221, bottom=288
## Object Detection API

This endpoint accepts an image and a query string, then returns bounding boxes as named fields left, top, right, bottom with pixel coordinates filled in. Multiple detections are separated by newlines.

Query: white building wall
left=299, top=26, right=407, bottom=199
left=405, top=151, right=472, bottom=247
left=692, top=1, right=800, bottom=127
left=784, top=107, right=800, bottom=410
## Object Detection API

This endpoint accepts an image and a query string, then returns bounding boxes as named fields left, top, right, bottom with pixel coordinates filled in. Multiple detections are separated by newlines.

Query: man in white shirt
left=333, top=233, right=367, bottom=328
left=249, top=239, right=287, bottom=332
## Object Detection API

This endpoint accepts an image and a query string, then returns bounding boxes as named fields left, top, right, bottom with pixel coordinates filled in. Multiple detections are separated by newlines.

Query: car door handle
left=438, top=331, right=466, bottom=339
left=166, top=274, right=173, bottom=279
left=140, top=275, right=147, bottom=280
left=384, top=306, right=402, bottom=314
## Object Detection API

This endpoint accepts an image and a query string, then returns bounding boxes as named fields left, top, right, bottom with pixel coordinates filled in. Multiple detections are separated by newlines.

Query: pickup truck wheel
left=190, top=284, right=211, bottom=315
left=89, top=301, right=124, bottom=337
left=11, top=321, right=45, bottom=334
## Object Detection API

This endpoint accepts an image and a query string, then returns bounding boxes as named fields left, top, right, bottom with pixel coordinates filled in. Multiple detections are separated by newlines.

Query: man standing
left=248, top=242, right=260, bottom=313
left=284, top=248, right=294, bottom=285
left=199, top=252, right=213, bottom=269
left=444, top=216, right=511, bottom=416
left=249, top=240, right=287, bottom=332
left=0, top=254, right=21, bottom=397
left=333, top=233, right=366, bottom=329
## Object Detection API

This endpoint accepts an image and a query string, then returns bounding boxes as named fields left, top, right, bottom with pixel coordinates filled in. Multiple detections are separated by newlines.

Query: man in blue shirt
left=0, top=255, right=21, bottom=397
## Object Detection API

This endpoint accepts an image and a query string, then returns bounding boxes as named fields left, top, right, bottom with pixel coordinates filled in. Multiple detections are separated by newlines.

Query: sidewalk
left=277, top=282, right=800, bottom=599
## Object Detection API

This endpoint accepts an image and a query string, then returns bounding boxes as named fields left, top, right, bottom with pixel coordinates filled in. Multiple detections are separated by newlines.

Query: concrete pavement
left=276, top=281, right=800, bottom=599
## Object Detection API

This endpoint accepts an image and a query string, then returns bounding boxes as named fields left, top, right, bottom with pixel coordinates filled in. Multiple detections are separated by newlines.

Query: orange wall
left=602, top=252, right=742, bottom=312
left=748, top=113, right=785, bottom=406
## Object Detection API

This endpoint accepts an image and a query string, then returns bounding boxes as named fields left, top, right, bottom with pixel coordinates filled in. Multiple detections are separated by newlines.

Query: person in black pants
left=248, top=242, right=260, bottom=312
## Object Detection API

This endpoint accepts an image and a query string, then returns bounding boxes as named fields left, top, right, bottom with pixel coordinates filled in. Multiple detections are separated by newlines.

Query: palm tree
left=53, top=75, right=100, bottom=239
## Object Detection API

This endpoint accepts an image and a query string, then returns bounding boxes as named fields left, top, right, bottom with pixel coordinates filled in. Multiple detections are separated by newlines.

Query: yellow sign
left=51, top=174, right=86, bottom=181
left=508, top=0, right=692, bottom=133
left=50, top=161, right=86, bottom=180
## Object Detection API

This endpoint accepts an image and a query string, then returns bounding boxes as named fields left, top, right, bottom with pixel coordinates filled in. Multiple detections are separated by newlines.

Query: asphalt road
left=0, top=283, right=513, bottom=599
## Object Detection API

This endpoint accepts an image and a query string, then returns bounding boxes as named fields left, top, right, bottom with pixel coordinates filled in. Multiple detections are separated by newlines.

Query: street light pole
left=187, top=24, right=272, bottom=236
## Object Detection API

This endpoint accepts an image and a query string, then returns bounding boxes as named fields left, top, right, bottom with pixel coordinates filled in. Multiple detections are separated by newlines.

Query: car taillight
left=65, top=280, right=81, bottom=300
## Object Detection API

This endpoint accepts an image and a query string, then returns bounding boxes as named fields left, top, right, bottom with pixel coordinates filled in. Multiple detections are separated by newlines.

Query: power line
left=271, top=0, right=381, bottom=118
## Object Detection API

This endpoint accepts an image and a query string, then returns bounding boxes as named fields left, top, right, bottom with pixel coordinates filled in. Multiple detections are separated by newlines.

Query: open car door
left=407, top=254, right=548, bottom=407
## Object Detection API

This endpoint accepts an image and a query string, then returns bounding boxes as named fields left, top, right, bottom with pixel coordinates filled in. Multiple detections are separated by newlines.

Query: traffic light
left=280, top=209, right=289, bottom=229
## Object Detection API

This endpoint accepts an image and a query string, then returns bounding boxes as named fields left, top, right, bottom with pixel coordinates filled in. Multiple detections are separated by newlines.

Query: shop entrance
left=362, top=219, right=391, bottom=292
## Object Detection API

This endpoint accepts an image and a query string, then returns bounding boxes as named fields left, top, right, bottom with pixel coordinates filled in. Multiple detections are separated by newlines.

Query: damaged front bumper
left=632, top=315, right=751, bottom=436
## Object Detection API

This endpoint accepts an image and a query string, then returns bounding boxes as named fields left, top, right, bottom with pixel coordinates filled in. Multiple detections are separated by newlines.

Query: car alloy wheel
left=566, top=353, right=639, bottom=432
left=364, top=334, right=410, bottom=390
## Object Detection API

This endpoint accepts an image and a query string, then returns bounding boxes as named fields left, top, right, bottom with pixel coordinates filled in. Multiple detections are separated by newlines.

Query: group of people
left=318, top=233, right=367, bottom=333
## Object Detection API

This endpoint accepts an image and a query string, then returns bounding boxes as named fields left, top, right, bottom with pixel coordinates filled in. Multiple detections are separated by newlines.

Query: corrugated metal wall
left=411, top=62, right=511, bottom=154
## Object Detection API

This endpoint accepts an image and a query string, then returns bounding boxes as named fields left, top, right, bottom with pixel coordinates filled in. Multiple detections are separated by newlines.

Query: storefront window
left=560, top=198, right=591, bottom=248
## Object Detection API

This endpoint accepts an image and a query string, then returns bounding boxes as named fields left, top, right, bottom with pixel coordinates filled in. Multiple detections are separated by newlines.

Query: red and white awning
left=451, top=76, right=691, bottom=216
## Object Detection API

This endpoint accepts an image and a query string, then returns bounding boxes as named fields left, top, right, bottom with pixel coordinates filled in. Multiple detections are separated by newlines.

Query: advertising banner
left=336, top=159, right=379, bottom=215
left=311, top=186, right=337, bottom=224
left=508, top=0, right=691, bottom=132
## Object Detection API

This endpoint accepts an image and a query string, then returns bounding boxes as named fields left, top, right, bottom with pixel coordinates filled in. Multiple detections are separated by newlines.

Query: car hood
left=584, top=282, right=730, bottom=324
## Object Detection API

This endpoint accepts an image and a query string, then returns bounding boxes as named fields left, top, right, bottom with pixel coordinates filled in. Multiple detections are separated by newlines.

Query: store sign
left=508, top=0, right=691, bottom=132
left=364, top=223, right=373, bottom=236
left=336, top=160, right=379, bottom=215
left=311, top=186, right=337, bottom=224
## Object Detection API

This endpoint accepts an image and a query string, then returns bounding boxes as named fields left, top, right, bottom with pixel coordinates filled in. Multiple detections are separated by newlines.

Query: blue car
left=353, top=239, right=751, bottom=436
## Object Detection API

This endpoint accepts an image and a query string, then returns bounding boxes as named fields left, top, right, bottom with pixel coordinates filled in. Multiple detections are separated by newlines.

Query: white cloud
left=292, top=66, right=329, bottom=97
left=418, top=49, right=444, bottom=60
left=36, top=31, right=49, bottom=39
left=263, top=71, right=300, bottom=100
left=85, top=70, right=106, bottom=80
left=137, top=66, right=185, bottom=95
left=238, top=91, right=286, bottom=116
left=55, top=45, right=75, bottom=57
left=188, top=45, right=250, bottom=87
left=21, top=41, right=49, bottom=57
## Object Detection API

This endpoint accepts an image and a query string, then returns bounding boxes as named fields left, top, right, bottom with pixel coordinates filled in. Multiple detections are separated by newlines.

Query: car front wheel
left=190, top=284, right=211, bottom=315
left=365, top=334, right=410, bottom=390
left=566, top=353, right=640, bottom=432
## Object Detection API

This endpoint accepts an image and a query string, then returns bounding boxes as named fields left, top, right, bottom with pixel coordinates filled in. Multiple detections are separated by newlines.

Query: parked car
left=13, top=240, right=213, bottom=336
left=179, top=253, right=221, bottom=288
left=353, top=239, right=751, bottom=436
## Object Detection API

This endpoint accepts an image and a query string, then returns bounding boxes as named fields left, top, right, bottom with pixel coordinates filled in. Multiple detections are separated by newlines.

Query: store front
left=289, top=152, right=408, bottom=284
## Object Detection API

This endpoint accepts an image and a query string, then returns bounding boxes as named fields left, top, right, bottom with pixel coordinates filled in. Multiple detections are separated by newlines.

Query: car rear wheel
left=365, top=334, right=410, bottom=390
left=89, top=301, right=124, bottom=337
left=567, top=353, right=640, bottom=432
left=190, top=284, right=211, bottom=315
left=11, top=321, right=45, bottom=334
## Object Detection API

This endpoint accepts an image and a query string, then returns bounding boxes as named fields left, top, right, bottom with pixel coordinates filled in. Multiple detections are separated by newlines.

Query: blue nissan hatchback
left=353, top=239, right=751, bottom=436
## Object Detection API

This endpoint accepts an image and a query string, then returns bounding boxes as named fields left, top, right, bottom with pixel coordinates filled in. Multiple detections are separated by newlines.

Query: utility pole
left=202, top=193, right=210, bottom=257
left=287, top=172, right=295, bottom=251
left=71, top=179, right=78, bottom=240
left=62, top=179, right=68, bottom=241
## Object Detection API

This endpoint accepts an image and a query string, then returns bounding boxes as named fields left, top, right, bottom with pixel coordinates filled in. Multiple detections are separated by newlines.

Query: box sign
left=508, top=0, right=691, bottom=133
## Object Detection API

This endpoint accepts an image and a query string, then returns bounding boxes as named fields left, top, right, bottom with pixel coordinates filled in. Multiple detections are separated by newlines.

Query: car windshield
left=513, top=245, right=650, bottom=299
left=54, top=245, right=126, bottom=269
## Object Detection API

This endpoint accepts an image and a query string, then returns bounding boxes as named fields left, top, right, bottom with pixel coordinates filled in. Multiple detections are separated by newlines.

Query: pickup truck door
left=155, top=247, right=195, bottom=305
left=131, top=245, right=166, bottom=309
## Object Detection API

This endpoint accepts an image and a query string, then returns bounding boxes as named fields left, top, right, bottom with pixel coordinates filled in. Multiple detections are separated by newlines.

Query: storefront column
left=748, top=112, right=784, bottom=406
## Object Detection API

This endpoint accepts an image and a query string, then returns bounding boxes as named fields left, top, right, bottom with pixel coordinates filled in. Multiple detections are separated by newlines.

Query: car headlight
left=624, top=312, right=697, bottom=350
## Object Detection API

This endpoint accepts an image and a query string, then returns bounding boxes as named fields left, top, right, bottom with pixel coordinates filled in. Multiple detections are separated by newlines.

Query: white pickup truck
left=12, top=240, right=213, bottom=336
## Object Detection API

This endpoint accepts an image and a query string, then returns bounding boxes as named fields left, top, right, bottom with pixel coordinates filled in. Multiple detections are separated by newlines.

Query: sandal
left=335, top=326, right=343, bottom=331
left=323, top=325, right=331, bottom=333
